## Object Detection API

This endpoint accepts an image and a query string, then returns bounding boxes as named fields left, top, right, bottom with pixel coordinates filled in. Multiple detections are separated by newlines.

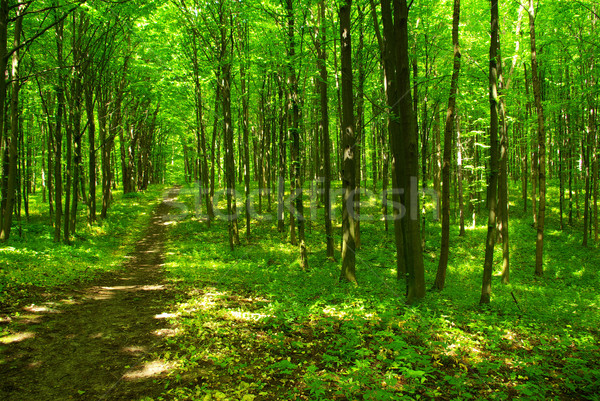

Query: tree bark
left=529, top=0, right=546, bottom=276
left=0, top=4, right=23, bottom=241
left=480, top=0, right=500, bottom=304
left=381, top=0, right=426, bottom=303
left=317, top=0, right=334, bottom=258
left=435, top=0, right=461, bottom=291
left=285, top=0, right=307, bottom=269
left=339, top=0, right=356, bottom=283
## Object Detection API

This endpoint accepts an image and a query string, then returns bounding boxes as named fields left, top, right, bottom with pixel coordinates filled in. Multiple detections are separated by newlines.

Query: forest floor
left=0, top=187, right=181, bottom=401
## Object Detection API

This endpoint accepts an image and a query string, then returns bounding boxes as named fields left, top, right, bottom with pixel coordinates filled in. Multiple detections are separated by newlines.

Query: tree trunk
left=480, top=0, right=500, bottom=304
left=435, top=0, right=461, bottom=291
left=286, top=0, right=307, bottom=269
left=317, top=0, right=334, bottom=258
left=381, top=0, right=426, bottom=303
left=85, top=73, right=96, bottom=224
left=54, top=17, right=65, bottom=243
left=0, top=4, right=22, bottom=241
left=222, top=60, right=240, bottom=250
left=529, top=0, right=546, bottom=276
left=339, top=0, right=356, bottom=283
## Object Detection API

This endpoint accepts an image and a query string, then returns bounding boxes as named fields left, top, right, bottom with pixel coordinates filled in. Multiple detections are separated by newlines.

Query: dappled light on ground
left=0, top=188, right=181, bottom=400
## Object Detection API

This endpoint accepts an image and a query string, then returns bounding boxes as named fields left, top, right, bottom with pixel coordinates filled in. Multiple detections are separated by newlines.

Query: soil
left=0, top=188, right=181, bottom=401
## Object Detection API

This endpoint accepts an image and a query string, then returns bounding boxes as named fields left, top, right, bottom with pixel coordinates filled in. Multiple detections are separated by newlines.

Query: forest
left=0, top=0, right=599, bottom=400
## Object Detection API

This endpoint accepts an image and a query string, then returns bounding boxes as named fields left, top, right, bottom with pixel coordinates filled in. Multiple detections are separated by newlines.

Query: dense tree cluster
left=1, top=0, right=598, bottom=304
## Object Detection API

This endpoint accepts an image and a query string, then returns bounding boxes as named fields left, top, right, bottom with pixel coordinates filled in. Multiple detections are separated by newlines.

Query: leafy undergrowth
left=0, top=184, right=166, bottom=309
left=156, top=182, right=599, bottom=400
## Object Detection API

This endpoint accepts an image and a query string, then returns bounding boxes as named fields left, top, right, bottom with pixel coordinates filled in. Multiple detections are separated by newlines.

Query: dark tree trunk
left=285, top=0, right=307, bottom=269
left=381, top=0, right=426, bottom=303
left=529, top=0, right=546, bottom=276
left=480, top=0, right=500, bottom=304
left=435, top=0, right=461, bottom=291
left=317, top=0, right=334, bottom=258
left=0, top=4, right=22, bottom=241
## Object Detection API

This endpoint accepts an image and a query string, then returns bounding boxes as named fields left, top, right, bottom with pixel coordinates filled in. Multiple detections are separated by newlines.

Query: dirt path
left=0, top=188, right=180, bottom=400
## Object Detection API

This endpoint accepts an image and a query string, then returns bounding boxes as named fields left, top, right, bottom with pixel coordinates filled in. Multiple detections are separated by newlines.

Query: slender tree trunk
left=480, top=0, right=500, bottom=304
left=277, top=77, right=286, bottom=233
left=339, top=0, right=356, bottom=283
left=529, top=0, right=546, bottom=276
left=54, top=17, right=65, bottom=242
left=223, top=60, right=240, bottom=249
left=457, top=116, right=465, bottom=236
left=0, top=0, right=8, bottom=232
left=317, top=0, right=334, bottom=258
left=241, top=65, right=251, bottom=237
left=355, top=4, right=365, bottom=250
left=85, top=75, right=96, bottom=223
left=286, top=0, right=307, bottom=269
left=435, top=0, right=461, bottom=291
left=0, top=4, right=22, bottom=241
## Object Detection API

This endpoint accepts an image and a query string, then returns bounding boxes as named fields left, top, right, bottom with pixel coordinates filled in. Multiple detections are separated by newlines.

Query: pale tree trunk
left=480, top=0, right=500, bottom=304
left=339, top=0, right=356, bottom=283
left=435, top=0, right=461, bottom=291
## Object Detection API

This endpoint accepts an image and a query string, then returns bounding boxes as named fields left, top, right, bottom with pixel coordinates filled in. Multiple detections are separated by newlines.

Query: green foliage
left=151, top=181, right=599, bottom=400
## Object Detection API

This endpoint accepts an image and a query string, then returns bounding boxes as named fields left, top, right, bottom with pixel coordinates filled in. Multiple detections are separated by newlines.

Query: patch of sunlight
left=0, top=331, right=35, bottom=344
left=141, top=284, right=165, bottom=291
left=227, top=310, right=271, bottom=322
left=122, top=360, right=174, bottom=380
left=155, top=312, right=177, bottom=319
left=23, top=304, right=60, bottom=314
left=322, top=306, right=348, bottom=319
left=180, top=290, right=227, bottom=314
left=153, top=328, right=179, bottom=337
left=122, top=345, right=147, bottom=354
left=101, top=285, right=137, bottom=291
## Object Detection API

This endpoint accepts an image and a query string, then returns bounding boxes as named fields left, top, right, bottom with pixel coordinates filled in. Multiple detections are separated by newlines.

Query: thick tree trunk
left=381, top=0, right=426, bottom=303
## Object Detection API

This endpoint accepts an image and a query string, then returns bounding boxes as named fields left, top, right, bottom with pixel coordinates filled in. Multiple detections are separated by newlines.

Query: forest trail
left=0, top=187, right=181, bottom=400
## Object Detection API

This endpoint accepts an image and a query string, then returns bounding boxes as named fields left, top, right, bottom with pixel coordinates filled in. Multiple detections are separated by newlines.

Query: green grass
left=155, top=180, right=599, bottom=400
left=0, top=184, right=167, bottom=308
